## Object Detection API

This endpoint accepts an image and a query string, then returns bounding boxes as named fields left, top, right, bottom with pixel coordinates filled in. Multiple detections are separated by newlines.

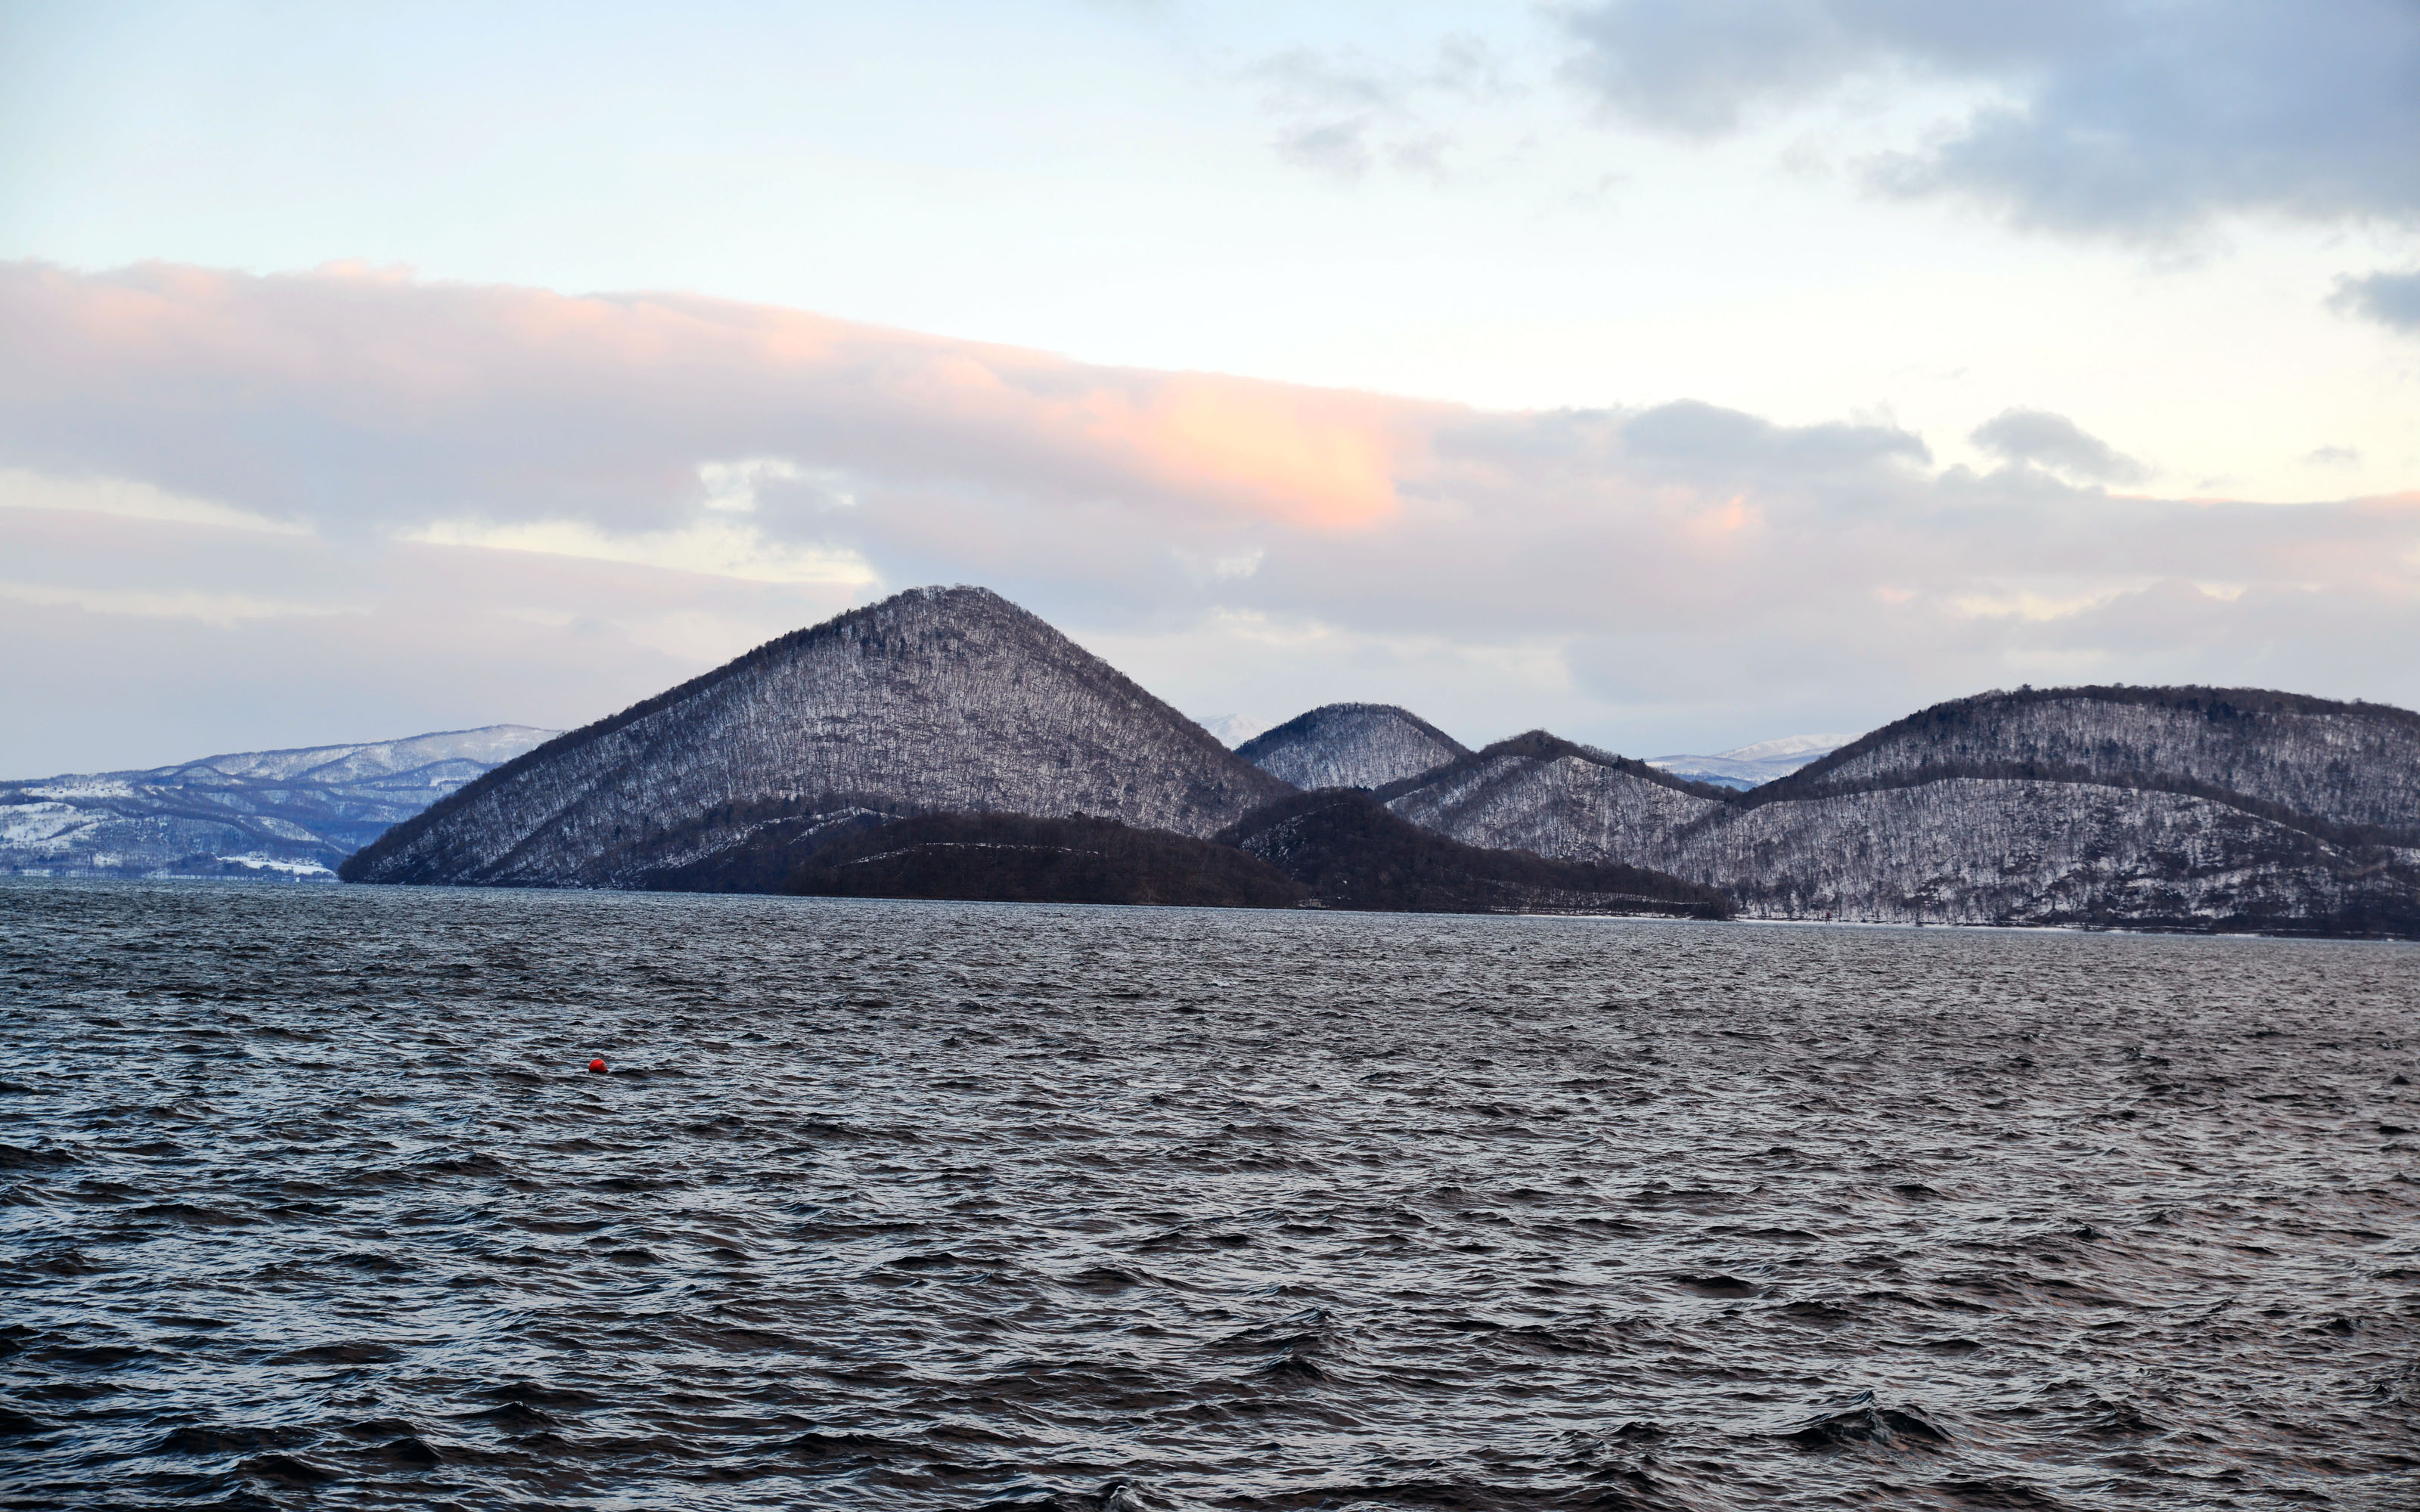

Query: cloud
left=0, top=259, right=2413, bottom=773
left=1253, top=34, right=1512, bottom=184
left=698, top=457, right=810, bottom=513
left=2331, top=269, right=2420, bottom=333
left=1275, top=119, right=1374, bottom=181
left=1557, top=4, right=2121, bottom=136
left=0, top=502, right=866, bottom=774
left=0, top=467, right=309, bottom=534
left=1969, top=409, right=2149, bottom=485
left=1619, top=399, right=1931, bottom=479
left=399, top=516, right=879, bottom=586
left=1557, top=0, right=2420, bottom=238
left=0, top=581, right=345, bottom=627
left=0, top=259, right=1416, bottom=537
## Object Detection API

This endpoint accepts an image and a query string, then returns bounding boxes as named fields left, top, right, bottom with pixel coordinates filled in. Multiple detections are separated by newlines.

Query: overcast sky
left=2, top=0, right=2416, bottom=774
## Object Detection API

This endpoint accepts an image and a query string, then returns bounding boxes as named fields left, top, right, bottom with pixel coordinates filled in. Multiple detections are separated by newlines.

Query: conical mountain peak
left=1238, top=702, right=1470, bottom=791
left=344, top=586, right=1292, bottom=887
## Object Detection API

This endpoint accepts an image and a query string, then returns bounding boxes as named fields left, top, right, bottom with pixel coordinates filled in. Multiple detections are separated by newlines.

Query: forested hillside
left=1381, top=697, right=2420, bottom=935
left=1237, top=704, right=1470, bottom=791
left=343, top=587, right=1292, bottom=887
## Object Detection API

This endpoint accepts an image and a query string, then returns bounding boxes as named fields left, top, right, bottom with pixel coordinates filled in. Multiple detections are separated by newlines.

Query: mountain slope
left=343, top=587, right=1295, bottom=888
left=1382, top=699, right=2420, bottom=935
left=0, top=727, right=557, bottom=879
left=1666, top=779, right=2416, bottom=934
left=1237, top=703, right=1470, bottom=790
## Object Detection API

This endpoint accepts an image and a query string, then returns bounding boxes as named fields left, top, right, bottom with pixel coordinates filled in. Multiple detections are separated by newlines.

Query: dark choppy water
left=3, top=880, right=2418, bottom=1510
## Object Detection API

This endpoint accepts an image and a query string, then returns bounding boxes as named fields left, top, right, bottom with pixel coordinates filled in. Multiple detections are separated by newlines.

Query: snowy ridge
left=0, top=725, right=557, bottom=879
left=1237, top=704, right=1471, bottom=792
left=344, top=587, right=1295, bottom=888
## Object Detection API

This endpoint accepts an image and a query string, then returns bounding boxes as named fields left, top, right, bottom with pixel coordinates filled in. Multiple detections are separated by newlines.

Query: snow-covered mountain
left=1236, top=703, right=1470, bottom=791
left=344, top=586, right=1295, bottom=888
left=0, top=726, right=557, bottom=880
left=1382, top=690, right=2420, bottom=934
left=1648, top=733, right=1853, bottom=790
left=1193, top=712, right=1275, bottom=748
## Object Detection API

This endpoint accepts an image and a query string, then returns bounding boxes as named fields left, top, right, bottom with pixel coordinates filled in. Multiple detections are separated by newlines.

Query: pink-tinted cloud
left=0, top=259, right=1419, bottom=534
left=0, top=259, right=2413, bottom=773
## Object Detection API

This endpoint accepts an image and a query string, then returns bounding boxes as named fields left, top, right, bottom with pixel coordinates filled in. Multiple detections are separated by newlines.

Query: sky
left=2, top=0, right=2416, bottom=775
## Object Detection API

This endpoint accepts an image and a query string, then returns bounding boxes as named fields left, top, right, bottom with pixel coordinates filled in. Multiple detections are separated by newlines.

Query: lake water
left=2, top=878, right=2416, bottom=1509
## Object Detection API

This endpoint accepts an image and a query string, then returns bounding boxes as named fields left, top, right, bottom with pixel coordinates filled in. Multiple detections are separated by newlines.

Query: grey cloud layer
left=1559, top=2, right=2112, bottom=137
left=2333, top=270, right=2420, bottom=333
left=1558, top=0, right=2420, bottom=236
left=1, top=261, right=2413, bottom=773
left=1970, top=409, right=2149, bottom=485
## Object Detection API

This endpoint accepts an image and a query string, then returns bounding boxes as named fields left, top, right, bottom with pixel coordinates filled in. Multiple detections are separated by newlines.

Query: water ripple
left=2, top=879, right=2416, bottom=1508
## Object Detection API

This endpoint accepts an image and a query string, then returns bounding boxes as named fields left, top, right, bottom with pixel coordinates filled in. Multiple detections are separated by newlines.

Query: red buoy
left=588, top=1058, right=607, bottom=1074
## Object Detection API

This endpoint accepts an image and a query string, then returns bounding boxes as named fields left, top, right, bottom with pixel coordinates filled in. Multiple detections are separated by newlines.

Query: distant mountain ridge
left=1237, top=703, right=1471, bottom=791
left=1649, top=733, right=1852, bottom=790
left=0, top=727, right=557, bottom=879
left=343, top=587, right=1292, bottom=888
left=1193, top=713, right=1275, bottom=748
